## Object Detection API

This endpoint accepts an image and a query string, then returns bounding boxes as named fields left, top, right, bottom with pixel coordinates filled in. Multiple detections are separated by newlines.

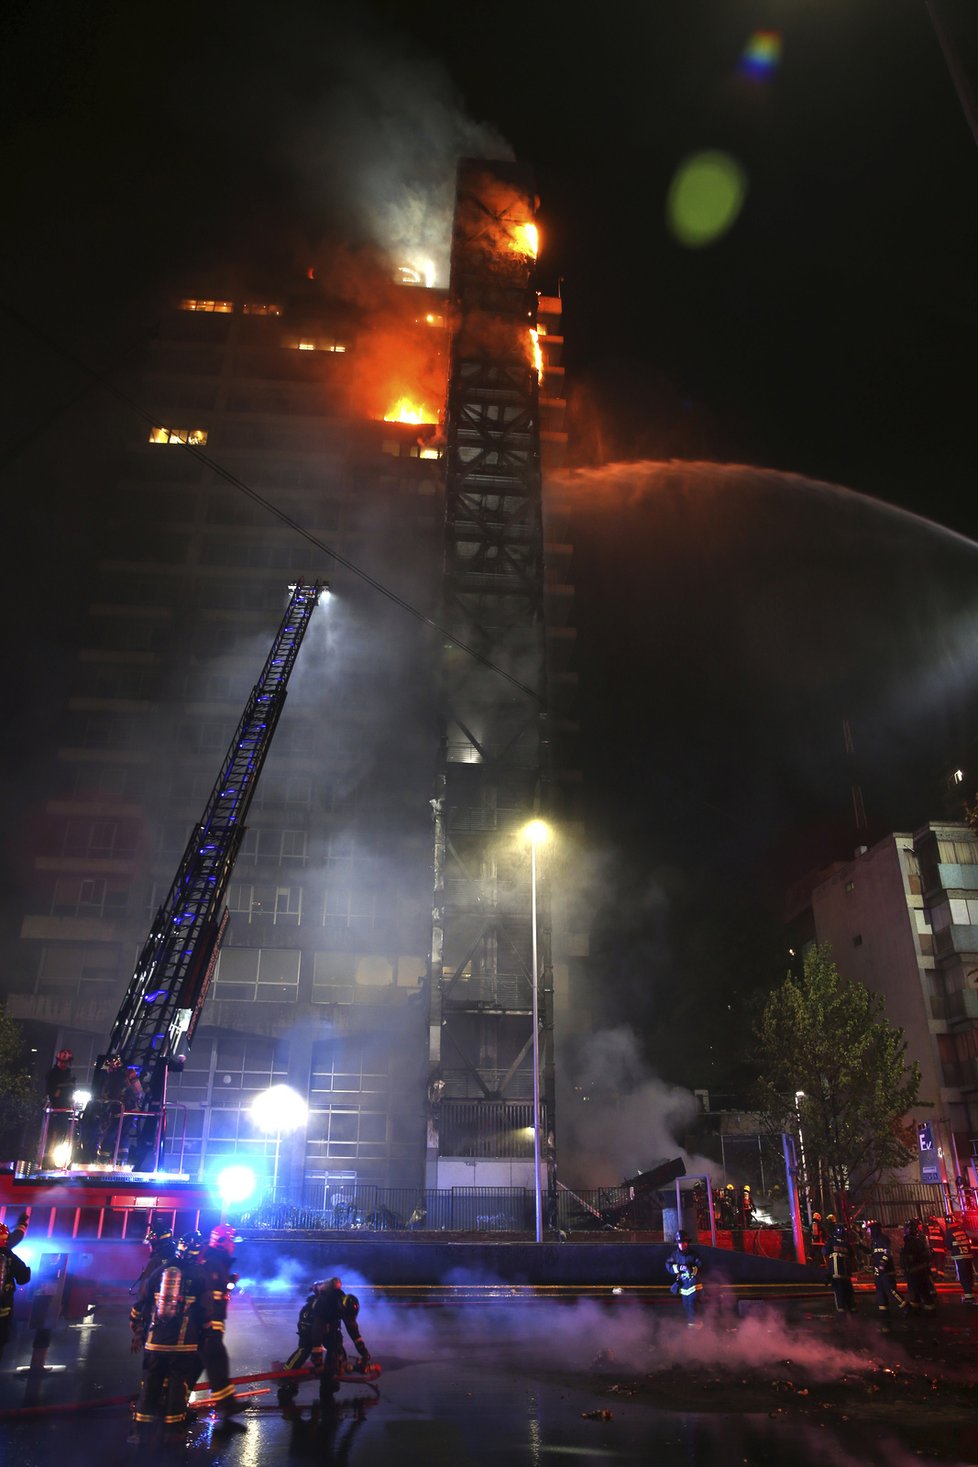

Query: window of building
left=226, top=882, right=254, bottom=916
left=35, top=943, right=121, bottom=1000
left=281, top=830, right=307, bottom=862
left=281, top=333, right=347, bottom=353
left=285, top=774, right=312, bottom=807
left=312, top=951, right=356, bottom=1005
left=149, top=427, right=208, bottom=446
left=852, top=934, right=862, bottom=947
left=273, top=885, right=302, bottom=925
left=179, top=299, right=233, bottom=313
left=88, top=821, right=119, bottom=857
left=211, top=946, right=300, bottom=1002
left=242, top=303, right=282, bottom=316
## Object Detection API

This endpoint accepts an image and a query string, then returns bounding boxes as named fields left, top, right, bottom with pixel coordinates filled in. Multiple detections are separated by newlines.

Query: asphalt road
left=2, top=1282, right=977, bottom=1466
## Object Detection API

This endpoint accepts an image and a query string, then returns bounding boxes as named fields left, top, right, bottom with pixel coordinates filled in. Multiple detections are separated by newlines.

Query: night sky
left=3, top=0, right=978, bottom=1095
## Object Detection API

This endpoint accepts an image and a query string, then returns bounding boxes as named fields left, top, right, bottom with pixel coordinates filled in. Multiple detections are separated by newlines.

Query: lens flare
left=666, top=151, right=748, bottom=248
left=739, top=29, right=783, bottom=81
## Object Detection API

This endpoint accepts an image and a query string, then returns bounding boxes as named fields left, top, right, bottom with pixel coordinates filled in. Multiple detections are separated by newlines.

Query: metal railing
left=36, top=1103, right=189, bottom=1174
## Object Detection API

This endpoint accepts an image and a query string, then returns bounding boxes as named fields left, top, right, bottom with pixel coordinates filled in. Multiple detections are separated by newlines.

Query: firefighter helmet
left=176, top=1230, right=202, bottom=1258
left=145, top=1220, right=173, bottom=1245
left=208, top=1222, right=238, bottom=1252
left=831, top=1225, right=848, bottom=1243
left=105, top=1054, right=123, bottom=1070
left=674, top=1230, right=689, bottom=1245
left=316, top=1275, right=343, bottom=1294
left=56, top=1049, right=73, bottom=1065
left=812, top=1211, right=822, bottom=1221
left=904, top=1217, right=922, bottom=1237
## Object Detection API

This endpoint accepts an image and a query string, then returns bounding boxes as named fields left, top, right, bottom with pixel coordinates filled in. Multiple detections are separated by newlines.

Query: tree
left=0, top=1004, right=33, bottom=1159
left=753, top=945, right=920, bottom=1212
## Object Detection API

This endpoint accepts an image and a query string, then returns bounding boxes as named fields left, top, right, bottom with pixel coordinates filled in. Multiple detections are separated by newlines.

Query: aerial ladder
left=81, top=580, right=326, bottom=1167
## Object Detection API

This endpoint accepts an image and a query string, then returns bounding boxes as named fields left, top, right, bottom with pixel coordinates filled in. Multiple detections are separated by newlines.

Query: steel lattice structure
left=427, top=161, right=556, bottom=1212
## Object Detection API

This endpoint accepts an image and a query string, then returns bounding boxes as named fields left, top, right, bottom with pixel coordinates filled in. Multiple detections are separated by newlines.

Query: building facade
left=791, top=822, right=978, bottom=1177
left=5, top=166, right=581, bottom=1209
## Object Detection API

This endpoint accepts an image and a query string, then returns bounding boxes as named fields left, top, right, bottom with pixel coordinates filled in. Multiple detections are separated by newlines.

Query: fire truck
left=1, top=580, right=326, bottom=1237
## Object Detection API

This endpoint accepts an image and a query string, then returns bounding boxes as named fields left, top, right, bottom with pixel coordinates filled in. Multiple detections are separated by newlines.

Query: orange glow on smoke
left=511, top=222, right=539, bottom=260
left=529, top=328, right=544, bottom=384
left=383, top=398, right=437, bottom=425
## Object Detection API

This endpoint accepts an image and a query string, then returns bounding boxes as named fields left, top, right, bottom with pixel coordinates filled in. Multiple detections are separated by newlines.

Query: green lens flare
left=667, top=151, right=748, bottom=248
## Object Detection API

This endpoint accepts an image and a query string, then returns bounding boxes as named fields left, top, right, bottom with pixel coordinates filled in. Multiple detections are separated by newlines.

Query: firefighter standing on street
left=665, top=1230, right=704, bottom=1326
left=944, top=1215, right=974, bottom=1303
left=129, top=1231, right=203, bottom=1442
left=863, top=1220, right=907, bottom=1328
left=826, top=1224, right=857, bottom=1314
left=309, top=1276, right=371, bottom=1402
left=131, top=1217, right=176, bottom=1294
left=0, top=1212, right=31, bottom=1364
left=900, top=1218, right=937, bottom=1314
left=193, top=1223, right=244, bottom=1422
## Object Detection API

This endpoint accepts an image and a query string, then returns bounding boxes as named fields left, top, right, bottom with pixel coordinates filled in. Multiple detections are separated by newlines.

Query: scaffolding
left=427, top=161, right=556, bottom=1218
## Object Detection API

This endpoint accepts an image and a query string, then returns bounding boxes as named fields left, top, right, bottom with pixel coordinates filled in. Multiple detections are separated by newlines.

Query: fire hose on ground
left=0, top=1361, right=381, bottom=1420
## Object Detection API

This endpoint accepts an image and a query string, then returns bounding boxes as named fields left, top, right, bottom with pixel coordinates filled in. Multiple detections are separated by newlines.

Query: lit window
left=242, top=303, right=283, bottom=317
left=419, top=446, right=442, bottom=460
left=148, top=427, right=208, bottom=446
left=281, top=334, right=347, bottom=353
left=179, top=299, right=233, bottom=313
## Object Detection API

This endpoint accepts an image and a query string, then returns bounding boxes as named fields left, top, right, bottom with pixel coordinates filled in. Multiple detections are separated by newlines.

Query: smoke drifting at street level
left=232, top=1254, right=942, bottom=1391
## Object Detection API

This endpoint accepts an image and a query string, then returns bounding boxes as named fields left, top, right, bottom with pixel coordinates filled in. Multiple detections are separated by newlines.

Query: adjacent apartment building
left=787, top=822, right=978, bottom=1178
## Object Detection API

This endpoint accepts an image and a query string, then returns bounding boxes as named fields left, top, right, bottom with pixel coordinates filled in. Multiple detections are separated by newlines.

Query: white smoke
left=562, top=1026, right=719, bottom=1187
left=288, top=19, right=513, bottom=284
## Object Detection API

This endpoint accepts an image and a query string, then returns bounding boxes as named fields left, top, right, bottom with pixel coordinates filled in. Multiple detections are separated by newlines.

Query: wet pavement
left=2, top=1283, right=978, bottom=1466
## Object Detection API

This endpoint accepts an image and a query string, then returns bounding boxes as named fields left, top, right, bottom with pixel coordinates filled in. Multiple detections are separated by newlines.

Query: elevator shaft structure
left=427, top=160, right=555, bottom=1212
left=97, top=580, right=325, bottom=1107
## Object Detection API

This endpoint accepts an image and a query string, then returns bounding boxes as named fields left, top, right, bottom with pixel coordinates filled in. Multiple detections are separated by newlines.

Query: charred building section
left=426, top=161, right=574, bottom=1209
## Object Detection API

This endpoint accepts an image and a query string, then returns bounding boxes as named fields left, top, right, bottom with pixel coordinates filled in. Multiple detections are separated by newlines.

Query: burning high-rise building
left=3, top=160, right=581, bottom=1218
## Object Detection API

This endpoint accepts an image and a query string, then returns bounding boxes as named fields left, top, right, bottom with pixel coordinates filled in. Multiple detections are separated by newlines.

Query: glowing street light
left=215, top=1162, right=258, bottom=1220
left=522, top=819, right=551, bottom=1243
left=250, top=1084, right=308, bottom=1202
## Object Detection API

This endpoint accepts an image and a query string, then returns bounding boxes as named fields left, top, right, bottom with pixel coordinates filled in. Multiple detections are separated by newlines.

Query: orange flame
left=511, top=222, right=539, bottom=260
left=529, top=328, right=544, bottom=384
left=383, top=398, right=437, bottom=425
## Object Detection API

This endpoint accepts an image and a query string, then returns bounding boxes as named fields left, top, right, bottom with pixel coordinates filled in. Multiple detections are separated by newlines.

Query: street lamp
left=522, top=819, right=551, bottom=1243
left=250, top=1084, right=308, bottom=1202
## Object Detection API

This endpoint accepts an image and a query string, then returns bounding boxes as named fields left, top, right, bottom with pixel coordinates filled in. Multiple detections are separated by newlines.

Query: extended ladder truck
left=73, top=579, right=327, bottom=1172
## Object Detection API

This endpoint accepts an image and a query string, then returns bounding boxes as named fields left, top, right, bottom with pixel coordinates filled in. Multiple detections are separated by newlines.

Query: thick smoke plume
left=560, top=1025, right=718, bottom=1187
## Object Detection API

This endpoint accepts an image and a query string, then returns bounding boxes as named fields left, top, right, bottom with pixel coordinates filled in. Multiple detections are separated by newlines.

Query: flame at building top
left=511, top=222, right=539, bottom=260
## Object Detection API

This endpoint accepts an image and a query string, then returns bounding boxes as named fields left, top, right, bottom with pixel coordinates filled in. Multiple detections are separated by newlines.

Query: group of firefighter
left=125, top=1217, right=372, bottom=1443
left=813, top=1210, right=973, bottom=1323
left=44, top=1049, right=153, bottom=1169
left=692, top=1182, right=757, bottom=1230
